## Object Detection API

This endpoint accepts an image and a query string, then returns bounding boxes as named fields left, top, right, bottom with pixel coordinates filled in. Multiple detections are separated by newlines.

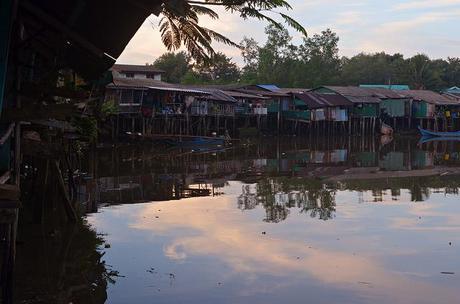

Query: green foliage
left=237, top=24, right=460, bottom=91
left=152, top=19, right=460, bottom=91
left=152, top=51, right=191, bottom=83
left=72, top=116, right=98, bottom=141
left=158, top=1, right=305, bottom=62
left=181, top=52, right=240, bottom=84
left=100, top=100, right=117, bottom=118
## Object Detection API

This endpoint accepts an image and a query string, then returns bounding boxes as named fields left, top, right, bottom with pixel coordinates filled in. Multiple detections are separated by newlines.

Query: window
left=125, top=72, right=134, bottom=78
left=146, top=73, right=155, bottom=79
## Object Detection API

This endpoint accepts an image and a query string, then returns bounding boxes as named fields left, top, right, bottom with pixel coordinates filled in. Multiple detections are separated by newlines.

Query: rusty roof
left=294, top=92, right=352, bottom=109
left=234, top=89, right=289, bottom=98
left=277, top=88, right=311, bottom=94
left=221, top=90, right=268, bottom=99
left=108, top=77, right=174, bottom=89
left=195, top=88, right=237, bottom=103
left=322, top=86, right=406, bottom=99
left=398, top=90, right=459, bottom=105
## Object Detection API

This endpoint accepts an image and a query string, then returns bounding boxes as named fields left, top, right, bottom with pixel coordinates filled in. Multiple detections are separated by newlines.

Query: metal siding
left=380, top=99, right=406, bottom=117
left=353, top=104, right=378, bottom=117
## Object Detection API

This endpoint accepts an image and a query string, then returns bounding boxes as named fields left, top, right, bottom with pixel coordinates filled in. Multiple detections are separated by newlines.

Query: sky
left=116, top=0, right=460, bottom=65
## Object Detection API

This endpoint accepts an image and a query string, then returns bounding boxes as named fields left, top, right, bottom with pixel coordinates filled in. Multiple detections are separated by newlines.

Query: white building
left=111, top=64, right=164, bottom=81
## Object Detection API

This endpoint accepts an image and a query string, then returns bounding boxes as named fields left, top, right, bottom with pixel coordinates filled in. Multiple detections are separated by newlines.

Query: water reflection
left=238, top=180, right=336, bottom=222
left=14, top=219, right=115, bottom=303
left=87, top=136, right=460, bottom=208
left=14, top=136, right=460, bottom=303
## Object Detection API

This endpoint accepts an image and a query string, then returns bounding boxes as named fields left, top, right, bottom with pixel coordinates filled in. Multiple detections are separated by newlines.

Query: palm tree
left=158, top=0, right=306, bottom=62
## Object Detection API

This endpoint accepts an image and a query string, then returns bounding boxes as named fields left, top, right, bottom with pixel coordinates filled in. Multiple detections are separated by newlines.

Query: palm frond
left=280, top=13, right=307, bottom=37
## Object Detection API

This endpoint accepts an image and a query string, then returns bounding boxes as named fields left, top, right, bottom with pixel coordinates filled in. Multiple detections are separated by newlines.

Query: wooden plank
left=0, top=123, right=15, bottom=145
left=0, top=184, right=19, bottom=200
left=0, top=200, right=21, bottom=209
left=0, top=171, right=11, bottom=184
left=1, top=104, right=77, bottom=122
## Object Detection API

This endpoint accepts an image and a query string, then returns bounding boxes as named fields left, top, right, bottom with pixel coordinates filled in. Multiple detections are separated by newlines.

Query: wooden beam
left=20, top=0, right=112, bottom=60
left=0, top=184, right=19, bottom=201
left=0, top=171, right=11, bottom=184
left=0, top=123, right=15, bottom=145
left=0, top=0, right=15, bottom=117
left=53, top=160, right=77, bottom=223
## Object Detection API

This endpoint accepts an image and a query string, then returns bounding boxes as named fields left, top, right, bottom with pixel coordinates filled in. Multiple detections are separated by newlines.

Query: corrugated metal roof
left=148, top=86, right=209, bottom=94
left=323, top=86, right=405, bottom=99
left=108, top=78, right=210, bottom=94
left=443, top=92, right=460, bottom=101
left=221, top=90, right=268, bottom=99
left=398, top=90, right=459, bottom=105
left=359, top=84, right=410, bottom=91
left=108, top=77, right=172, bottom=89
left=235, top=89, right=289, bottom=97
left=294, top=92, right=353, bottom=109
left=317, top=86, right=407, bottom=103
left=197, top=89, right=237, bottom=103
left=256, top=84, right=281, bottom=92
left=277, top=88, right=310, bottom=94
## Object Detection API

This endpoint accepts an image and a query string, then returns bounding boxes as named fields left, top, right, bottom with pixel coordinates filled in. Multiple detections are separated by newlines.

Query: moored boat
left=418, top=126, right=460, bottom=137
left=164, top=136, right=225, bottom=147
left=419, top=136, right=460, bottom=145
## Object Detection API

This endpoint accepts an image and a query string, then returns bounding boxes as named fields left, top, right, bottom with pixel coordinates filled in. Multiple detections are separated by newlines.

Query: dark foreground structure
left=0, top=1, right=167, bottom=302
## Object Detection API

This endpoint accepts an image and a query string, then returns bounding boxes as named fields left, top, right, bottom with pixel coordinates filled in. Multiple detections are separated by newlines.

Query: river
left=14, top=136, right=460, bottom=303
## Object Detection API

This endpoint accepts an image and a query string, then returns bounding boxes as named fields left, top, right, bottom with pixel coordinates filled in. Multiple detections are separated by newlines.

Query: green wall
left=352, top=104, right=379, bottom=117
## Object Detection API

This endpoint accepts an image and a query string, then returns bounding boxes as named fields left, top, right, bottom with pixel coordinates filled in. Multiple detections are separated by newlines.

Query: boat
left=164, top=136, right=225, bottom=147
left=418, top=136, right=460, bottom=145
left=381, top=123, right=393, bottom=135
left=418, top=126, right=460, bottom=137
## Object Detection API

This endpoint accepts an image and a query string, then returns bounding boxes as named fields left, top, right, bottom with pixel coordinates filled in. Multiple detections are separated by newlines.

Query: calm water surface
left=16, top=136, right=460, bottom=303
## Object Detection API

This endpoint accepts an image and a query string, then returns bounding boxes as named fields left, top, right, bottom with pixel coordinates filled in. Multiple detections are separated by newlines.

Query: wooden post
left=54, top=160, right=77, bottom=223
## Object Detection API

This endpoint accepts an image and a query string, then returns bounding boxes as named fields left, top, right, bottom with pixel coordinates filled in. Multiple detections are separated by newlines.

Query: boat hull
left=165, top=137, right=225, bottom=147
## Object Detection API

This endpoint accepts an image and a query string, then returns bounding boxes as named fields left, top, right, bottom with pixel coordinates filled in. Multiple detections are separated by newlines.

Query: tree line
left=152, top=25, right=460, bottom=91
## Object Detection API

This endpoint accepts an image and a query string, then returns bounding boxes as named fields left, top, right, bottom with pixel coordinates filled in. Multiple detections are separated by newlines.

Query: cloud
left=116, top=1, right=460, bottom=64
left=128, top=190, right=459, bottom=303
left=377, top=10, right=460, bottom=33
left=393, top=0, right=460, bottom=11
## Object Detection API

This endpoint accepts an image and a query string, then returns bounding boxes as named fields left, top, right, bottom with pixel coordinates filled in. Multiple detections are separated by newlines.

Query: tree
left=341, top=52, right=409, bottom=86
left=182, top=52, right=240, bottom=84
left=256, top=24, right=300, bottom=86
left=443, top=57, right=460, bottom=88
left=407, top=54, right=440, bottom=90
left=158, top=1, right=306, bottom=62
left=299, top=29, right=340, bottom=87
left=152, top=51, right=191, bottom=83
left=240, top=37, right=260, bottom=83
